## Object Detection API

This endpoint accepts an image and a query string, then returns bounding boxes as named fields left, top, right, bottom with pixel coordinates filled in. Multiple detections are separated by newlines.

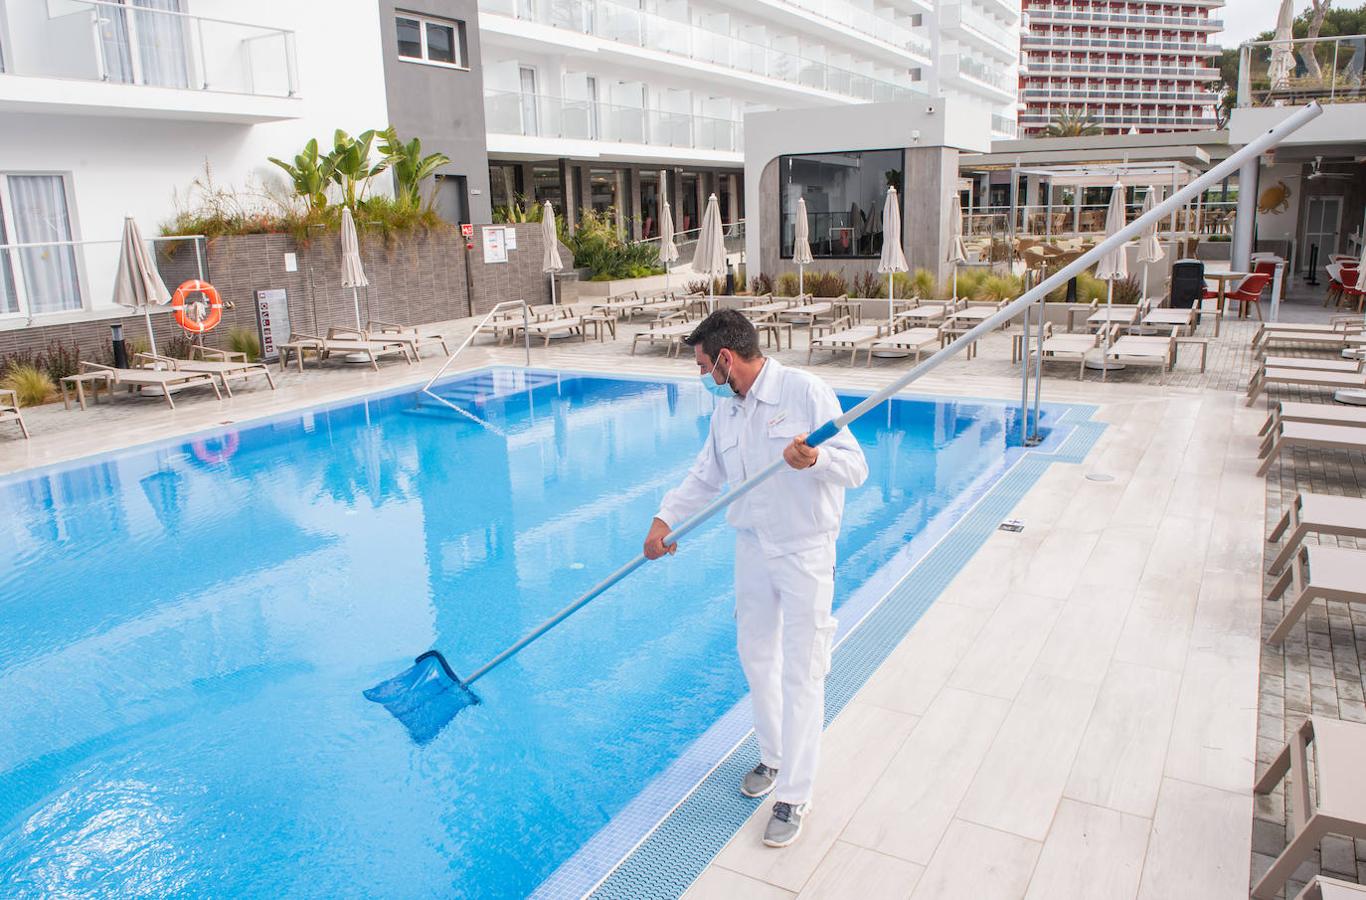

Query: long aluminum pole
left=1019, top=293, right=1030, bottom=444
left=457, top=102, right=1323, bottom=689
left=1031, top=295, right=1044, bottom=443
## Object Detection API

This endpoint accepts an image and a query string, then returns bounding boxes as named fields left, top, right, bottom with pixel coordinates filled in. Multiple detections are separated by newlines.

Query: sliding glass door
left=2, top=175, right=82, bottom=315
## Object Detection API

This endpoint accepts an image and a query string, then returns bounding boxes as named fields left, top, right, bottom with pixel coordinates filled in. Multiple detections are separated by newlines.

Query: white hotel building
left=476, top=0, right=1023, bottom=239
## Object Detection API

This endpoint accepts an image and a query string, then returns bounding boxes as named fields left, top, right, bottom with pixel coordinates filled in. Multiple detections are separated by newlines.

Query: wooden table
left=1204, top=270, right=1249, bottom=338
left=60, top=371, right=113, bottom=410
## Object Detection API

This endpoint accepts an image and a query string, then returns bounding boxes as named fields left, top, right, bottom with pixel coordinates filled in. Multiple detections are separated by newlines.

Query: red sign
left=461, top=223, right=474, bottom=238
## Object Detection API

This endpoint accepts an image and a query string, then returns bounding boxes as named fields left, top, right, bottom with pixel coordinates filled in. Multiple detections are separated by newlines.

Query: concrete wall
left=0, top=223, right=561, bottom=360
left=377, top=0, right=493, bottom=224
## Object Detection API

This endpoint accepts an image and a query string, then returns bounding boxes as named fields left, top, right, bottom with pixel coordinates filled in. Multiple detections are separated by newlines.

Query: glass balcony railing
left=31, top=0, right=298, bottom=97
left=1025, top=59, right=1221, bottom=79
left=1025, top=8, right=1223, bottom=30
left=1022, top=34, right=1218, bottom=54
left=962, top=201, right=1234, bottom=238
left=776, top=0, right=931, bottom=59
left=956, top=55, right=1010, bottom=91
left=1237, top=32, right=1366, bottom=107
left=479, top=0, right=919, bottom=102
left=990, top=113, right=1019, bottom=137
left=944, top=5, right=1019, bottom=52
left=1018, top=111, right=1219, bottom=127
left=484, top=90, right=744, bottom=152
left=1023, top=87, right=1216, bottom=103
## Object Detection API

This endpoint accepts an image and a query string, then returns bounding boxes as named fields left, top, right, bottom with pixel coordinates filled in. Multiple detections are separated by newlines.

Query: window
left=0, top=174, right=82, bottom=316
left=395, top=13, right=467, bottom=68
left=778, top=150, right=903, bottom=259
left=519, top=66, right=539, bottom=136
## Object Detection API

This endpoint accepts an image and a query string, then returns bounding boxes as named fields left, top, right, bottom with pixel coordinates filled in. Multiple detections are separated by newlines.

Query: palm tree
left=1045, top=109, right=1102, bottom=137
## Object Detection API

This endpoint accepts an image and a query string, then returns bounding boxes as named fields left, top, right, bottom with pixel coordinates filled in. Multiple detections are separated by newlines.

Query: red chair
left=1340, top=268, right=1364, bottom=313
left=1224, top=272, right=1273, bottom=321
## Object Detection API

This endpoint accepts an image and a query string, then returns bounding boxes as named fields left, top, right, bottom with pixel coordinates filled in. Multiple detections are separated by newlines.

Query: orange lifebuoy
left=191, top=431, right=239, bottom=465
left=172, top=279, right=223, bottom=334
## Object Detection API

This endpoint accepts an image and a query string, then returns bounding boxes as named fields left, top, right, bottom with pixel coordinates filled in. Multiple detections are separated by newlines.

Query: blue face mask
left=700, top=352, right=735, bottom=399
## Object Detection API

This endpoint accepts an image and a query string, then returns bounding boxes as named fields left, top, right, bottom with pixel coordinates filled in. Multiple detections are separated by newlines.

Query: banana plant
left=379, top=127, right=451, bottom=211
left=267, top=138, right=335, bottom=212
left=329, top=129, right=391, bottom=210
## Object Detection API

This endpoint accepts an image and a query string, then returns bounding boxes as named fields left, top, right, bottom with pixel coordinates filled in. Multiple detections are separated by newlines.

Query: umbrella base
left=1343, top=348, right=1365, bottom=361
left=343, top=352, right=372, bottom=365
left=871, top=349, right=912, bottom=359
left=1084, top=359, right=1126, bottom=371
left=1335, top=389, right=1366, bottom=406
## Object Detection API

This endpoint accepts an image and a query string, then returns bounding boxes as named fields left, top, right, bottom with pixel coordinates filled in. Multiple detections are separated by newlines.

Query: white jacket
left=656, top=358, right=868, bottom=558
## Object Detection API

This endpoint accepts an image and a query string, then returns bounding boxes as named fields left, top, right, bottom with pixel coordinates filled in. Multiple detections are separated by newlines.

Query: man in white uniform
left=643, top=310, right=867, bottom=847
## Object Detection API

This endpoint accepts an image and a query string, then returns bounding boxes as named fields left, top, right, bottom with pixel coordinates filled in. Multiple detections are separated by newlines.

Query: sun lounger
left=1264, top=545, right=1366, bottom=644
left=1141, top=307, right=1198, bottom=335
left=866, top=327, right=942, bottom=365
left=1, top=388, right=29, bottom=439
left=897, top=299, right=962, bottom=328
left=1257, top=421, right=1366, bottom=476
left=367, top=320, right=451, bottom=359
left=1031, top=329, right=1101, bottom=379
left=139, top=353, right=277, bottom=397
left=779, top=301, right=833, bottom=327
left=806, top=317, right=882, bottom=366
left=1260, top=402, right=1366, bottom=443
left=289, top=331, right=413, bottom=371
left=1259, top=356, right=1364, bottom=374
left=1253, top=716, right=1366, bottom=898
left=1267, top=492, right=1366, bottom=574
left=1103, top=333, right=1175, bottom=379
left=1246, top=367, right=1366, bottom=407
left=631, top=315, right=695, bottom=357
left=1253, top=320, right=1365, bottom=355
left=519, top=314, right=585, bottom=346
left=79, top=361, right=222, bottom=410
left=1294, top=876, right=1366, bottom=899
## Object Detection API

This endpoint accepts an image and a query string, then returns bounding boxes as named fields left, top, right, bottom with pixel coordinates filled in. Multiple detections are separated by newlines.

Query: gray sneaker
left=740, top=763, right=779, bottom=798
left=763, top=801, right=810, bottom=848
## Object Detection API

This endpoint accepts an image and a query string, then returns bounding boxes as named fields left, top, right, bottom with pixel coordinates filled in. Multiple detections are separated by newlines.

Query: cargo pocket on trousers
left=810, top=619, right=838, bottom=679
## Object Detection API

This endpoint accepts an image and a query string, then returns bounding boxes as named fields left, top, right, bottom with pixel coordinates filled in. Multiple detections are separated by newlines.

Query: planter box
left=1197, top=241, right=1232, bottom=261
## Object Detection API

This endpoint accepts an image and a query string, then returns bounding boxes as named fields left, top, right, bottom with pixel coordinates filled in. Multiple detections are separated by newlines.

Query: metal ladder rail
left=419, top=300, right=533, bottom=417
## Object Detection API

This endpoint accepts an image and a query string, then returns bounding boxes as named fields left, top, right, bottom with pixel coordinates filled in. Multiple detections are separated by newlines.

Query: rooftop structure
left=1018, top=0, right=1224, bottom=135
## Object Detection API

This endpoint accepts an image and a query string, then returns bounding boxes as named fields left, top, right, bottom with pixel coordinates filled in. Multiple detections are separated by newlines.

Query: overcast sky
left=1216, top=0, right=1310, bottom=48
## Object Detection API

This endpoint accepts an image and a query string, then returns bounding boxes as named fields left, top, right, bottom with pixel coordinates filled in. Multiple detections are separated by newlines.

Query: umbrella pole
left=953, top=265, right=959, bottom=301
left=144, top=308, right=158, bottom=358
left=352, top=287, right=363, bottom=331
left=1102, top=279, right=1113, bottom=382
left=799, top=265, right=804, bottom=298
left=887, top=272, right=894, bottom=329
left=550, top=272, right=557, bottom=306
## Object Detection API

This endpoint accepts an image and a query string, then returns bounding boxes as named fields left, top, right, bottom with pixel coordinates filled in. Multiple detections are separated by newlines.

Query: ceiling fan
left=1306, top=155, right=1356, bottom=181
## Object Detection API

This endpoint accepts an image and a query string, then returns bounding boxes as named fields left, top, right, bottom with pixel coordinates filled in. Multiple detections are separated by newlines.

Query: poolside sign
left=482, top=227, right=508, bottom=264
left=255, top=289, right=291, bottom=362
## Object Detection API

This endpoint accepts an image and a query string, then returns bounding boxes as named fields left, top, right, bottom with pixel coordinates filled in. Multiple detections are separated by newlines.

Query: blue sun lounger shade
left=363, top=650, right=479, bottom=744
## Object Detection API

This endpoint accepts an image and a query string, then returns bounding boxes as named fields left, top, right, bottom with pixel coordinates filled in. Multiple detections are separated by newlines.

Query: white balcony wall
left=0, top=0, right=389, bottom=321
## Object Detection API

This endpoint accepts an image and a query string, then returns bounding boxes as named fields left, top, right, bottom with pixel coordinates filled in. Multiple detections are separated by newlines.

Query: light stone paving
left=2, top=296, right=1364, bottom=899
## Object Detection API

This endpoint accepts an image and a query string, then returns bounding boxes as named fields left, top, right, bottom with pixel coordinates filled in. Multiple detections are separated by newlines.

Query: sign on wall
left=461, top=223, right=474, bottom=238
left=504, top=228, right=517, bottom=251
left=482, top=227, right=508, bottom=263
left=255, top=288, right=291, bottom=362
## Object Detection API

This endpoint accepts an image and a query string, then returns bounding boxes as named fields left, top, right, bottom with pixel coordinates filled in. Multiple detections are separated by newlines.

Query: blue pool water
left=0, top=368, right=1052, bottom=898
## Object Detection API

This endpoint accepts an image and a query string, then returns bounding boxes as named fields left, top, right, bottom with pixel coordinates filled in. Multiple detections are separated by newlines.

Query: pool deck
left=2, top=297, right=1361, bottom=899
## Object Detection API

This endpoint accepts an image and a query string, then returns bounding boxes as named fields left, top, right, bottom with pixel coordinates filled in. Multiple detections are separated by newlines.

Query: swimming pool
left=0, top=367, right=1074, bottom=897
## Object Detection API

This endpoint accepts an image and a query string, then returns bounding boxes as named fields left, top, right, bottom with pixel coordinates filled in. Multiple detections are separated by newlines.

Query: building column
left=1232, top=157, right=1258, bottom=271
left=906, top=145, right=959, bottom=284
left=627, top=167, right=643, bottom=241
left=726, top=174, right=740, bottom=222
left=559, top=158, right=576, bottom=230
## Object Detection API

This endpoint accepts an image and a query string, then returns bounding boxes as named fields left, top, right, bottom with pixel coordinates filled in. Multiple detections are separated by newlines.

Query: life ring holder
left=172, top=279, right=224, bottom=334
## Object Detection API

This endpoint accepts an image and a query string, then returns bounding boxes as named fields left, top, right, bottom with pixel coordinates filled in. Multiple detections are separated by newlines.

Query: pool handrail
left=420, top=299, right=532, bottom=414
left=454, top=102, right=1324, bottom=689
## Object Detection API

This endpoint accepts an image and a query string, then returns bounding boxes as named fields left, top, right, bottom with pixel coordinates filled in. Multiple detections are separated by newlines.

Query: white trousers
left=734, top=530, right=838, bottom=805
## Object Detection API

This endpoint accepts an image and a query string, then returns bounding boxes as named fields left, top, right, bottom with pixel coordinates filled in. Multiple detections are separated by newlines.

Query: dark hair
left=683, top=309, right=762, bottom=362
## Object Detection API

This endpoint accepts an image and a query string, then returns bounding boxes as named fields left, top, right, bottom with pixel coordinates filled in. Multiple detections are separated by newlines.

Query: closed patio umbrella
left=1136, top=188, right=1165, bottom=299
left=659, top=198, right=679, bottom=292
left=542, top=201, right=563, bottom=306
left=878, top=186, right=909, bottom=329
left=948, top=200, right=968, bottom=300
left=794, top=196, right=813, bottom=297
left=692, top=193, right=726, bottom=313
left=112, top=215, right=171, bottom=357
left=340, top=206, right=369, bottom=331
left=1269, top=0, right=1295, bottom=90
left=1092, top=181, right=1129, bottom=376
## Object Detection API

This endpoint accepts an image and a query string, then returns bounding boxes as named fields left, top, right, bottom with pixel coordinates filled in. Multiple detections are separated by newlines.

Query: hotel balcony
left=756, top=0, right=935, bottom=60
left=1228, top=32, right=1366, bottom=146
left=477, top=0, right=924, bottom=105
left=1021, top=33, right=1219, bottom=55
left=484, top=89, right=744, bottom=165
left=939, top=5, right=1020, bottom=61
left=990, top=112, right=1019, bottom=138
left=1024, top=58, right=1221, bottom=80
left=1023, top=86, right=1217, bottom=105
left=1024, top=8, right=1223, bottom=31
left=941, top=52, right=1018, bottom=102
left=0, top=0, right=300, bottom=123
left=1019, top=110, right=1218, bottom=129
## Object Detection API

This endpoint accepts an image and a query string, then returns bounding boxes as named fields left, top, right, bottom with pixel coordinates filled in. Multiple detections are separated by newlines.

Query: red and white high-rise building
left=1018, top=0, right=1224, bottom=135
